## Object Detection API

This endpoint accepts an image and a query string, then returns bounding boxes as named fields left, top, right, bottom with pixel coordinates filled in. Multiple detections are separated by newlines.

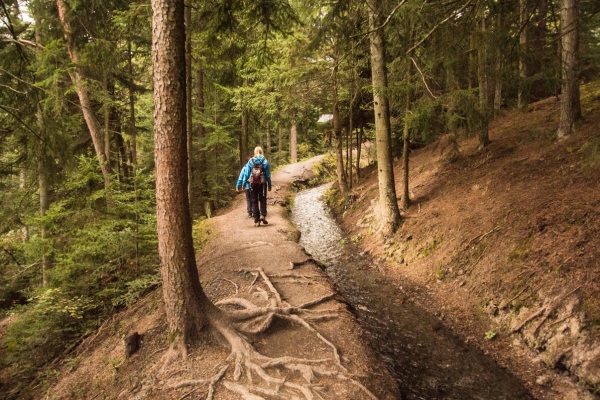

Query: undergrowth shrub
left=0, top=155, right=159, bottom=399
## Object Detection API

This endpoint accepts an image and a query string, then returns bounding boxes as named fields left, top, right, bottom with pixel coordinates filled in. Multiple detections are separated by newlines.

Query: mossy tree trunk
left=367, top=0, right=401, bottom=235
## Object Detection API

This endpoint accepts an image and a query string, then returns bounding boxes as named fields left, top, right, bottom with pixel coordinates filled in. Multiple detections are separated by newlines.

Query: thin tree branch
left=410, top=57, right=439, bottom=99
left=351, top=0, right=408, bottom=38
left=0, top=38, right=45, bottom=49
left=0, top=0, right=29, bottom=62
left=0, top=105, right=43, bottom=141
left=407, top=0, right=472, bottom=54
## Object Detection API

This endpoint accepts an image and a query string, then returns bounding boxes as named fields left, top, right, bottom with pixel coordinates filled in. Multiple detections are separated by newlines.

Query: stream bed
left=291, top=184, right=533, bottom=400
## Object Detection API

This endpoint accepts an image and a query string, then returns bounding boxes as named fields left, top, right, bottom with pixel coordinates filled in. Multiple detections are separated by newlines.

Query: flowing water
left=291, top=184, right=533, bottom=400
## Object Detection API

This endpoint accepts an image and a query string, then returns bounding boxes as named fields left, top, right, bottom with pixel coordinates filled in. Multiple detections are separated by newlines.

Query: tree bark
left=518, top=0, right=529, bottom=109
left=185, top=2, right=193, bottom=209
left=127, top=42, right=137, bottom=171
left=356, top=126, right=362, bottom=180
left=493, top=10, right=504, bottom=113
left=35, top=13, right=50, bottom=286
left=103, top=73, right=111, bottom=170
left=348, top=102, right=353, bottom=189
left=240, top=78, right=249, bottom=168
left=56, top=0, right=112, bottom=188
left=290, top=123, right=297, bottom=163
left=278, top=125, right=282, bottom=164
left=151, top=0, right=213, bottom=345
left=196, top=63, right=207, bottom=213
left=477, top=5, right=490, bottom=150
left=241, top=110, right=249, bottom=166
left=402, top=52, right=413, bottom=211
left=266, top=127, right=271, bottom=157
left=367, top=0, right=401, bottom=235
left=557, top=0, right=581, bottom=137
left=468, top=33, right=478, bottom=91
left=332, top=62, right=348, bottom=196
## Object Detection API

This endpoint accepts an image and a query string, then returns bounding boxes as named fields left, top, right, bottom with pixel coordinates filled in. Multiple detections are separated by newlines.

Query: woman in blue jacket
left=236, top=146, right=272, bottom=226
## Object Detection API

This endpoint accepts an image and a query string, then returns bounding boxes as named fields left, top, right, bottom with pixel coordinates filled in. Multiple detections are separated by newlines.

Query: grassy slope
left=333, top=81, right=600, bottom=398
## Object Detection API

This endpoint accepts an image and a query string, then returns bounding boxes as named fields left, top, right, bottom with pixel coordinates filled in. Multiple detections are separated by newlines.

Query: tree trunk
left=266, top=127, right=271, bottom=157
left=290, top=123, right=297, bottom=163
left=56, top=0, right=111, bottom=188
left=557, top=0, right=581, bottom=137
left=477, top=6, right=490, bottom=150
left=103, top=73, right=111, bottom=170
left=367, top=0, right=401, bottom=235
left=494, top=10, right=503, bottom=113
left=518, top=0, right=529, bottom=109
left=240, top=78, right=249, bottom=168
left=151, top=0, right=214, bottom=345
left=402, top=49, right=413, bottom=212
left=196, top=64, right=207, bottom=213
left=356, top=126, right=362, bottom=180
left=128, top=42, right=137, bottom=171
left=38, top=153, right=49, bottom=286
left=348, top=105, right=353, bottom=189
left=35, top=13, right=50, bottom=286
left=185, top=2, right=193, bottom=209
left=241, top=110, right=249, bottom=166
left=278, top=125, right=282, bottom=164
left=332, top=63, right=348, bottom=196
left=468, top=33, right=478, bottom=91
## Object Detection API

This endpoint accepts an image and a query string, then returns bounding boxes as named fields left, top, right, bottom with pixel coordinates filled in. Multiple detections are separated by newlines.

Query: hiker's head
left=254, top=146, right=264, bottom=157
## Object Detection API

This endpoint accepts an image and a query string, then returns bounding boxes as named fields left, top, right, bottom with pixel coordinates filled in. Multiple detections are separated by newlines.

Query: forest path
left=193, top=154, right=401, bottom=399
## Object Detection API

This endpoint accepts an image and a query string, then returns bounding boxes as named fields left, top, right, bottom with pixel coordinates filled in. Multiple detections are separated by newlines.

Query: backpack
left=249, top=159, right=266, bottom=184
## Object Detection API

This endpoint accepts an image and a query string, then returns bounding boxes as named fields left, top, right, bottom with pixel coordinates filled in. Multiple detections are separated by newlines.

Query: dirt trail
left=39, top=155, right=399, bottom=400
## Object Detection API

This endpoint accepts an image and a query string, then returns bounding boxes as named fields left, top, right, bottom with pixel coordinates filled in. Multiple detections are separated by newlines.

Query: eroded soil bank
left=325, top=89, right=600, bottom=400
left=292, top=184, right=532, bottom=400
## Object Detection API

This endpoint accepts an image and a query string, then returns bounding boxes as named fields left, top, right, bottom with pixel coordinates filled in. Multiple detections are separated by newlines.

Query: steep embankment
left=331, top=83, right=600, bottom=399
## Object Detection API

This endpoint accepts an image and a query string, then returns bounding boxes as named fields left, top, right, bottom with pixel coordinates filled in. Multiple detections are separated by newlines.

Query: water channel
left=291, top=183, right=533, bottom=400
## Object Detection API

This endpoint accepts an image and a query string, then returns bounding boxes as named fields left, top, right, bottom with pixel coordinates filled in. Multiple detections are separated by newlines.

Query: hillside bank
left=326, top=85, right=600, bottom=400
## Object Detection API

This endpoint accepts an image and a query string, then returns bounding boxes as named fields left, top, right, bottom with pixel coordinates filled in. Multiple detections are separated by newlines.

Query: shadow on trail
left=291, top=184, right=533, bottom=400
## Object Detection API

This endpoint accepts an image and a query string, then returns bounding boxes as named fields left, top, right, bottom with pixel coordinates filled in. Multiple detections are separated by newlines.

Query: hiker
left=236, top=155, right=254, bottom=218
left=236, top=146, right=272, bottom=227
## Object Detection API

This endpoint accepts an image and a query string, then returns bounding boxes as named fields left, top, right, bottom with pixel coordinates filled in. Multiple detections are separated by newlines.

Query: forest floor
left=33, top=157, right=399, bottom=399
left=327, top=82, right=600, bottom=400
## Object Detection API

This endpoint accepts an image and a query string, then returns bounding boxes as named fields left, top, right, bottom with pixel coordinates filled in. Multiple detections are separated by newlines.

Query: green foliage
left=192, top=219, right=217, bottom=254
left=0, top=155, right=159, bottom=398
left=421, top=239, right=441, bottom=258
left=310, top=152, right=337, bottom=185
left=351, top=233, right=364, bottom=243
left=485, top=330, right=497, bottom=340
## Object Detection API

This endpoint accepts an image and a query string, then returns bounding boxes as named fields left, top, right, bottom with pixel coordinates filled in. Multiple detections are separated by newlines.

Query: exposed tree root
left=152, top=267, right=378, bottom=400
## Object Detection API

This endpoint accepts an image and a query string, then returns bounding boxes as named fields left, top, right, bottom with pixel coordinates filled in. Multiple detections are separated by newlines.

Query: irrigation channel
left=291, top=183, right=533, bottom=400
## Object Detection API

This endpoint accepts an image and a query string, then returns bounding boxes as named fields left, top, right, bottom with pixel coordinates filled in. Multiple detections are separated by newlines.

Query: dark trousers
left=244, top=188, right=252, bottom=215
left=250, top=183, right=267, bottom=222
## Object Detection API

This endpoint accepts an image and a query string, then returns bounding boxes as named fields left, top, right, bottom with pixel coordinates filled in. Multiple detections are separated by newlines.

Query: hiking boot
left=260, top=217, right=268, bottom=225
left=254, top=221, right=261, bottom=227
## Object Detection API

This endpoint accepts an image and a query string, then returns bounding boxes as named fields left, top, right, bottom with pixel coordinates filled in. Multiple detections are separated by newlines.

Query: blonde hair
left=254, top=146, right=264, bottom=157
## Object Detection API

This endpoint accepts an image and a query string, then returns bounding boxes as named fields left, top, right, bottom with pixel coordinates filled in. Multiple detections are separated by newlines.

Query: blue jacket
left=236, top=155, right=272, bottom=190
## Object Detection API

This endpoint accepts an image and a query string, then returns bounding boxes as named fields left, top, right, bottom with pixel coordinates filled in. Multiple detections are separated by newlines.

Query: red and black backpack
left=250, top=159, right=266, bottom=184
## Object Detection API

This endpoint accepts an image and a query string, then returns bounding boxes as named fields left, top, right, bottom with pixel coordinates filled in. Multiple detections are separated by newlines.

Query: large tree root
left=158, top=267, right=378, bottom=400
